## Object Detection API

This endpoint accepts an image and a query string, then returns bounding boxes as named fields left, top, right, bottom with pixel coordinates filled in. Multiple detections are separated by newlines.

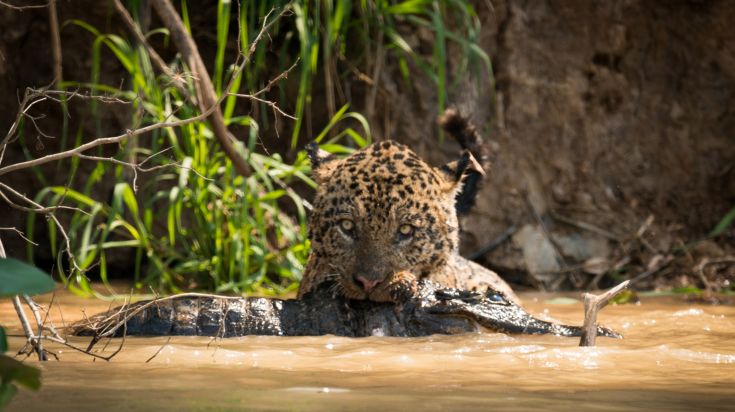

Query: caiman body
left=74, top=280, right=619, bottom=339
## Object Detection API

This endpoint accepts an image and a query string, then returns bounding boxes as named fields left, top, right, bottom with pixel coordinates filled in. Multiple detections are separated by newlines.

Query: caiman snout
left=354, top=275, right=383, bottom=292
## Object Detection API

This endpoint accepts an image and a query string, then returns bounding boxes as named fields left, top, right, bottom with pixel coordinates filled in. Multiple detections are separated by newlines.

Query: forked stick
left=579, top=280, right=630, bottom=347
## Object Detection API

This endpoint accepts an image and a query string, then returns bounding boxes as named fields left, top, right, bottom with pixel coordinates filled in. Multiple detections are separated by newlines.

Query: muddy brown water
left=2, top=289, right=734, bottom=411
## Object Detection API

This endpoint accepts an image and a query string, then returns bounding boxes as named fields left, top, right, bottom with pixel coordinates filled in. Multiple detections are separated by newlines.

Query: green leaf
left=0, top=354, right=42, bottom=390
left=0, top=382, right=18, bottom=409
left=384, top=0, right=432, bottom=15
left=672, top=286, right=703, bottom=295
left=544, top=297, right=579, bottom=305
left=0, top=258, right=55, bottom=297
left=709, top=205, right=735, bottom=237
left=610, top=289, right=638, bottom=305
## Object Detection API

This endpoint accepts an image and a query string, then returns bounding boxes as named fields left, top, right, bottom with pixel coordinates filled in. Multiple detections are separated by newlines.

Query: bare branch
left=229, top=92, right=297, bottom=120
left=0, top=182, right=89, bottom=215
left=2, top=87, right=133, bottom=153
left=145, top=336, right=171, bottom=363
left=251, top=59, right=300, bottom=98
left=73, top=149, right=212, bottom=192
left=0, top=227, right=38, bottom=246
left=0, top=102, right=217, bottom=176
left=0, top=182, right=80, bottom=272
left=48, top=0, right=62, bottom=86
left=0, top=0, right=46, bottom=10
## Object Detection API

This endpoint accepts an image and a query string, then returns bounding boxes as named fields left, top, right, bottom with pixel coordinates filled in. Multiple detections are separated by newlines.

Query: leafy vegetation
left=21, top=0, right=489, bottom=296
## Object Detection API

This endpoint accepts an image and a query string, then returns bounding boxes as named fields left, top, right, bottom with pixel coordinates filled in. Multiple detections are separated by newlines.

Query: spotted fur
left=298, top=139, right=519, bottom=304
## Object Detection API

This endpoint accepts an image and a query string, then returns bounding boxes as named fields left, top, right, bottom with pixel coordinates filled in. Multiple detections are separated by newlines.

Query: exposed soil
left=361, top=0, right=735, bottom=292
left=0, top=0, right=733, bottom=291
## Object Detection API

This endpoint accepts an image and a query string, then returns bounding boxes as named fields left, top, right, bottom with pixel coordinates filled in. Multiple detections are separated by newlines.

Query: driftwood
left=579, top=280, right=630, bottom=347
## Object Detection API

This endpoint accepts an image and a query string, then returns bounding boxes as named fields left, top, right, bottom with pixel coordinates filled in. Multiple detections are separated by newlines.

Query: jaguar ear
left=306, top=143, right=341, bottom=184
left=438, top=150, right=485, bottom=195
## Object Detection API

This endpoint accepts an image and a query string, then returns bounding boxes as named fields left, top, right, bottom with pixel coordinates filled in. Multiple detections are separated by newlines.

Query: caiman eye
left=398, top=224, right=414, bottom=237
left=338, top=219, right=355, bottom=234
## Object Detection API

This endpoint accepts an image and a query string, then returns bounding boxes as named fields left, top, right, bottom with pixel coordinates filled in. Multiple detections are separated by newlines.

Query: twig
left=72, top=150, right=212, bottom=192
left=2, top=87, right=130, bottom=152
left=39, top=292, right=64, bottom=340
left=227, top=59, right=300, bottom=122
left=634, top=214, right=657, bottom=253
left=251, top=59, right=300, bottom=98
left=48, top=0, right=62, bottom=86
left=12, top=296, right=47, bottom=361
left=145, top=336, right=171, bottom=363
left=35, top=88, right=130, bottom=104
left=0, top=182, right=82, bottom=273
left=588, top=256, right=630, bottom=290
left=3, top=88, right=47, bottom=149
left=21, top=294, right=46, bottom=348
left=629, top=255, right=673, bottom=284
left=229, top=93, right=297, bottom=120
left=467, top=225, right=518, bottom=260
left=579, top=280, right=630, bottom=347
left=0, top=100, right=217, bottom=176
left=694, top=257, right=735, bottom=292
left=0, top=227, right=38, bottom=245
left=551, top=212, right=620, bottom=241
left=0, top=0, right=46, bottom=10
left=36, top=333, right=125, bottom=361
left=0, top=182, right=87, bottom=216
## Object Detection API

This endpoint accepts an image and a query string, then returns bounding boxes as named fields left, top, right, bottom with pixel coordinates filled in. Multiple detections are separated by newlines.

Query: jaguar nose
left=354, top=275, right=382, bottom=293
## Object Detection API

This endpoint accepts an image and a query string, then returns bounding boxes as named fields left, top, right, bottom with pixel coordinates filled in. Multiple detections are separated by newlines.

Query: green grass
left=23, top=0, right=489, bottom=297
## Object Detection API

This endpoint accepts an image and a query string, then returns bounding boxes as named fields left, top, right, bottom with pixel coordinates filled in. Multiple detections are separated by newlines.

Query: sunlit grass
left=23, top=0, right=488, bottom=296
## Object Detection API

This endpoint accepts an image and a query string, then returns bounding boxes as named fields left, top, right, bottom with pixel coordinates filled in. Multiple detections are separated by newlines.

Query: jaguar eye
left=398, top=224, right=414, bottom=237
left=339, top=219, right=355, bottom=232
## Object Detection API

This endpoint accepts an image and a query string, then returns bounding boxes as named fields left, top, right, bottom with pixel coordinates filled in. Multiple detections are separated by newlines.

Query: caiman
left=74, top=280, right=619, bottom=339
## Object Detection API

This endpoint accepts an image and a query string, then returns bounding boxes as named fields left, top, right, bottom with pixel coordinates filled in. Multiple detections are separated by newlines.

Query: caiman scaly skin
left=74, top=280, right=620, bottom=338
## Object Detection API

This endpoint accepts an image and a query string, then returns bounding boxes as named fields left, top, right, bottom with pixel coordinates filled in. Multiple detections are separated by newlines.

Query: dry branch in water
left=579, top=280, right=630, bottom=347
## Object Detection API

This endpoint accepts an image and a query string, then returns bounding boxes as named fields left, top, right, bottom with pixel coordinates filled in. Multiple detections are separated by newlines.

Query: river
left=2, top=288, right=733, bottom=411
